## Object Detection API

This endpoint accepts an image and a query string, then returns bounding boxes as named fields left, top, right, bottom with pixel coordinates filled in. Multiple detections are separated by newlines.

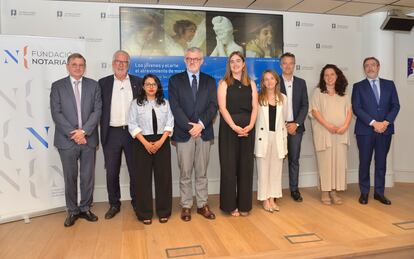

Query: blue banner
left=129, top=56, right=281, bottom=99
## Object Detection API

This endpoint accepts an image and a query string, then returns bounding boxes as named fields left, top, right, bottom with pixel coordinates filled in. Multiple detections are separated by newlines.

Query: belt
left=110, top=125, right=128, bottom=130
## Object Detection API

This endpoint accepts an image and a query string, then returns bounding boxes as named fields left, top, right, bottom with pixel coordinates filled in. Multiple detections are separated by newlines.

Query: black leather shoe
left=105, top=206, right=120, bottom=219
left=64, top=213, right=79, bottom=227
left=79, top=210, right=98, bottom=222
left=359, top=193, right=368, bottom=205
left=374, top=193, right=391, bottom=205
left=291, top=191, right=303, bottom=202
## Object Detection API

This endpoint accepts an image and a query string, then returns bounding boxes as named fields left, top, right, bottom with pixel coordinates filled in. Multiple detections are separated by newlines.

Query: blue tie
left=372, top=80, right=380, bottom=104
left=191, top=74, right=197, bottom=101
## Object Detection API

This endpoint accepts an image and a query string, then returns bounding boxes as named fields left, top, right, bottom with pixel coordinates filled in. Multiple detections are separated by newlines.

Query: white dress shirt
left=128, top=99, right=174, bottom=137
left=110, top=75, right=133, bottom=127
left=283, top=75, right=294, bottom=122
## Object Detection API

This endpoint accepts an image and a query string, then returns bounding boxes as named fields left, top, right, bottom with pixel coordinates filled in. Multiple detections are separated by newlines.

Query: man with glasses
left=50, top=53, right=102, bottom=227
left=99, top=50, right=142, bottom=219
left=169, top=47, right=218, bottom=221
left=352, top=57, right=400, bottom=205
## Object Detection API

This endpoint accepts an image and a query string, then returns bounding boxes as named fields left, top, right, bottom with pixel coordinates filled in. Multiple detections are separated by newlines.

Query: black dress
left=219, top=79, right=255, bottom=213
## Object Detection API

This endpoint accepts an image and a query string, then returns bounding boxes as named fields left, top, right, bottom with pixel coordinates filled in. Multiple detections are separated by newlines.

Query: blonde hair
left=258, top=70, right=283, bottom=106
left=223, top=51, right=250, bottom=86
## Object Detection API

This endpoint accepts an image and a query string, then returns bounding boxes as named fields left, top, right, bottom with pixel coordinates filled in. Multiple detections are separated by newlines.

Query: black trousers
left=219, top=115, right=255, bottom=213
left=287, top=132, right=304, bottom=192
left=102, top=126, right=136, bottom=208
left=134, top=134, right=172, bottom=220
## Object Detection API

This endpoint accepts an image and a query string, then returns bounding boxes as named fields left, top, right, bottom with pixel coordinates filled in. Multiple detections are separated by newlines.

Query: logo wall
left=0, top=35, right=85, bottom=223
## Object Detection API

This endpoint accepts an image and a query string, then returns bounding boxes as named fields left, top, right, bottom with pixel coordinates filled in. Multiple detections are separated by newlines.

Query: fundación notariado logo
left=101, top=12, right=106, bottom=19
left=10, top=9, right=17, bottom=16
left=2, top=46, right=73, bottom=69
left=2, top=46, right=29, bottom=69
left=57, top=10, right=63, bottom=18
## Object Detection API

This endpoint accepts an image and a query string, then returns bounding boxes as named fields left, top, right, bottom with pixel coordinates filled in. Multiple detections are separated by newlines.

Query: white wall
left=1, top=0, right=412, bottom=204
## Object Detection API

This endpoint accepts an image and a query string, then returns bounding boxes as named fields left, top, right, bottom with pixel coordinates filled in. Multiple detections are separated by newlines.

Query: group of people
left=50, top=48, right=400, bottom=227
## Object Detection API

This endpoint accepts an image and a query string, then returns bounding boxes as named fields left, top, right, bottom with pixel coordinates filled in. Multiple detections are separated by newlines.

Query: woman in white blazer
left=255, top=70, right=288, bottom=212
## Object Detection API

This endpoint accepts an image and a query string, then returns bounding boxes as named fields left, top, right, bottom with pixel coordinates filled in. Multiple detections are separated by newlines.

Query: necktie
left=152, top=108, right=158, bottom=135
left=74, top=80, right=82, bottom=128
left=191, top=74, right=197, bottom=101
left=372, top=80, right=380, bottom=104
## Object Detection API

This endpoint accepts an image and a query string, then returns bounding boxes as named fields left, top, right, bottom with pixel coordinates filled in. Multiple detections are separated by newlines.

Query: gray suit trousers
left=58, top=144, right=96, bottom=214
left=176, top=137, right=211, bottom=208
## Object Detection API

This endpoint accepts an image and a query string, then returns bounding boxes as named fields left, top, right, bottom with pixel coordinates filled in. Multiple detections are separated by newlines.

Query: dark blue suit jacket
left=280, top=76, right=309, bottom=133
left=352, top=78, right=400, bottom=136
left=168, top=71, right=218, bottom=142
left=99, top=74, right=142, bottom=146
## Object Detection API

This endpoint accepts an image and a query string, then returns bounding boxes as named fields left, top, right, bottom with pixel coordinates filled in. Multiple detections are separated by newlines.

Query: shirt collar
left=114, top=74, right=129, bottom=82
left=70, top=76, right=82, bottom=85
left=282, top=74, right=294, bottom=83
left=187, top=70, right=200, bottom=78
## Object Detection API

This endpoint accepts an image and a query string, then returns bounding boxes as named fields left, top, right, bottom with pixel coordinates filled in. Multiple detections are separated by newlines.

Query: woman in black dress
left=218, top=51, right=258, bottom=216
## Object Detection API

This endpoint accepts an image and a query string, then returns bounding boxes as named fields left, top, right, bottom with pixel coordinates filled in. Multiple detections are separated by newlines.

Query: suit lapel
left=262, top=105, right=269, bottom=130
left=379, top=78, right=386, bottom=106
left=364, top=79, right=378, bottom=106
left=128, top=74, right=139, bottom=99
left=181, top=72, right=195, bottom=104
left=64, top=76, right=78, bottom=115
left=196, top=73, right=206, bottom=102
left=81, top=78, right=87, bottom=120
left=107, top=76, right=115, bottom=107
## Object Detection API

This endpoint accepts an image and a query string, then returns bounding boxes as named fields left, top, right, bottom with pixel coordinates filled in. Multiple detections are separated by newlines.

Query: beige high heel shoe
left=321, top=191, right=332, bottom=205
left=330, top=191, right=343, bottom=205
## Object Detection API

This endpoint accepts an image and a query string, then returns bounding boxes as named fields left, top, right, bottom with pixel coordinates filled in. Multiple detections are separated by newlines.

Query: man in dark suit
left=352, top=57, right=400, bottom=205
left=169, top=47, right=218, bottom=222
left=279, top=52, right=309, bottom=202
left=99, top=50, right=142, bottom=219
left=50, top=53, right=102, bottom=227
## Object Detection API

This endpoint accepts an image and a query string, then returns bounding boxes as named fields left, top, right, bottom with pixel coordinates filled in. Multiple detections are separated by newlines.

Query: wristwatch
left=295, top=123, right=300, bottom=127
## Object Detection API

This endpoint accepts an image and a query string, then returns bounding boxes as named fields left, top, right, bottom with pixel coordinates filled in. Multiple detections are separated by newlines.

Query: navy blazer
left=280, top=76, right=309, bottom=133
left=352, top=78, right=400, bottom=135
left=99, top=74, right=142, bottom=146
left=168, top=71, right=218, bottom=142
left=50, top=76, right=102, bottom=149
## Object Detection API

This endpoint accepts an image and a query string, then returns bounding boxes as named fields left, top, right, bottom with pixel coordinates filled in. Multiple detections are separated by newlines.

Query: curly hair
left=317, top=64, right=348, bottom=96
left=137, top=74, right=165, bottom=106
left=173, top=20, right=196, bottom=36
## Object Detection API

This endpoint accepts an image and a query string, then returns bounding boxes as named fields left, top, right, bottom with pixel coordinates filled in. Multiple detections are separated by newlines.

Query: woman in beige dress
left=309, top=64, right=352, bottom=205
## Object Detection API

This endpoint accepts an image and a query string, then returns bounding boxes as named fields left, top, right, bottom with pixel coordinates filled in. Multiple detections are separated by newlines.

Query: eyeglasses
left=144, top=83, right=157, bottom=88
left=185, top=57, right=202, bottom=63
left=114, top=60, right=129, bottom=65
left=69, top=63, right=85, bottom=68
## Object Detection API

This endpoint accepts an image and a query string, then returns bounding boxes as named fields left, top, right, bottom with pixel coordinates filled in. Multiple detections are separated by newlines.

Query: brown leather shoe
left=197, top=205, right=216, bottom=220
left=181, top=208, right=191, bottom=222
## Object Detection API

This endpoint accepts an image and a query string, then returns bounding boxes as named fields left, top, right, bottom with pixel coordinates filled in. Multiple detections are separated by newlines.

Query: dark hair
left=363, top=56, right=380, bottom=67
left=67, top=53, right=86, bottom=64
left=173, top=20, right=196, bottom=36
left=317, top=64, right=348, bottom=97
left=137, top=74, right=165, bottom=106
left=280, top=52, right=295, bottom=62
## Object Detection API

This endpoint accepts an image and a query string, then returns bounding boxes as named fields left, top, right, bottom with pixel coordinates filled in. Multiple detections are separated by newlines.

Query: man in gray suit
left=50, top=53, right=102, bottom=227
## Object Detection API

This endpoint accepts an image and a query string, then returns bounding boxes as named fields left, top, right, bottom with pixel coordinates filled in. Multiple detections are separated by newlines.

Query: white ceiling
left=57, top=0, right=414, bottom=16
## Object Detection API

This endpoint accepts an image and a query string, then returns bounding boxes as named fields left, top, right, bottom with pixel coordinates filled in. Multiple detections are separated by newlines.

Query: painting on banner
left=0, top=35, right=85, bottom=223
left=119, top=7, right=284, bottom=96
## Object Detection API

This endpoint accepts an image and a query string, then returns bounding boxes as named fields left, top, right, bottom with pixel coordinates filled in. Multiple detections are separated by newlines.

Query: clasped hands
left=70, top=129, right=87, bottom=145
left=231, top=124, right=253, bottom=137
left=372, top=120, right=389, bottom=133
left=325, top=124, right=348, bottom=135
left=143, top=139, right=164, bottom=154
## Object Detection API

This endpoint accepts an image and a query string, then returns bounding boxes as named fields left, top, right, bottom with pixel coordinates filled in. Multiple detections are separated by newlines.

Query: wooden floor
left=1, top=183, right=414, bottom=259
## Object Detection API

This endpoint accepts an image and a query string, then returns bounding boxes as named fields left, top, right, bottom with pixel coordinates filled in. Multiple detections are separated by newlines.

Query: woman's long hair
left=223, top=51, right=250, bottom=86
left=317, top=64, right=348, bottom=96
left=258, top=70, right=284, bottom=106
left=136, top=74, right=165, bottom=106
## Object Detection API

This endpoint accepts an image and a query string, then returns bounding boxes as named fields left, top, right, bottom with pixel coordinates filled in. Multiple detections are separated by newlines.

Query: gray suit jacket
left=50, top=76, right=102, bottom=149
